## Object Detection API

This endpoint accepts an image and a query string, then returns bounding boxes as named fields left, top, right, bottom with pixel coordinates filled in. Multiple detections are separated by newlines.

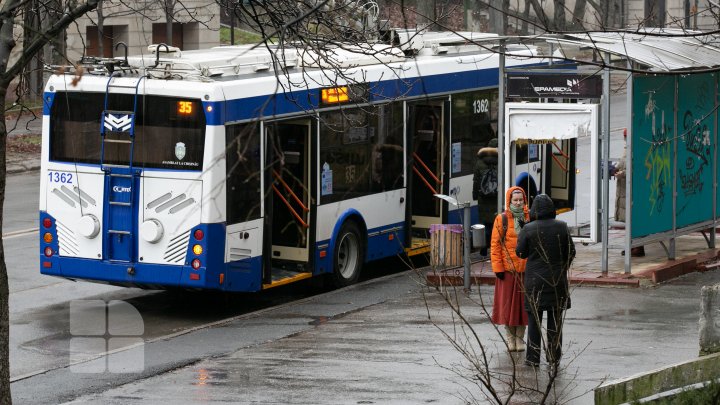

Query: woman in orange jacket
left=490, top=186, right=529, bottom=351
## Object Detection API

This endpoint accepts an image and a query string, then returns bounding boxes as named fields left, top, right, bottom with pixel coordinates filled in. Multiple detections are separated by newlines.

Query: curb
left=7, top=161, right=40, bottom=175
left=634, top=248, right=720, bottom=284
left=425, top=264, right=642, bottom=289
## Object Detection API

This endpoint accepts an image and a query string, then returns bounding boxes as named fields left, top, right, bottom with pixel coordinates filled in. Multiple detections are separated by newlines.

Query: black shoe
left=524, top=360, right=539, bottom=367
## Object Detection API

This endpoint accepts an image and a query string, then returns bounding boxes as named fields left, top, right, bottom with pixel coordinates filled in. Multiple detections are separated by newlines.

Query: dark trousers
left=526, top=307, right=563, bottom=365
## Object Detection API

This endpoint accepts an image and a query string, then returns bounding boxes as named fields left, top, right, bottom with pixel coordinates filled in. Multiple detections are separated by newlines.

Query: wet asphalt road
left=9, top=266, right=718, bottom=404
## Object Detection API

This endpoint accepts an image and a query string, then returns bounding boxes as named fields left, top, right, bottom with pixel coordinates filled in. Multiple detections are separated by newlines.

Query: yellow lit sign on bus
left=321, top=87, right=349, bottom=104
left=178, top=101, right=193, bottom=115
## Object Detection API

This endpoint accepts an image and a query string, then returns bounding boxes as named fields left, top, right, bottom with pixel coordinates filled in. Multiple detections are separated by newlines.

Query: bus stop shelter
left=498, top=30, right=720, bottom=274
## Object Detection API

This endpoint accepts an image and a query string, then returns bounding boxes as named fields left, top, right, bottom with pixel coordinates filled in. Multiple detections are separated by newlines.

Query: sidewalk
left=426, top=228, right=720, bottom=288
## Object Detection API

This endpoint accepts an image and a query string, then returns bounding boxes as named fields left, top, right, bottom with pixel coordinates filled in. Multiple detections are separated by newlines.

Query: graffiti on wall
left=643, top=92, right=672, bottom=215
left=676, top=73, right=715, bottom=224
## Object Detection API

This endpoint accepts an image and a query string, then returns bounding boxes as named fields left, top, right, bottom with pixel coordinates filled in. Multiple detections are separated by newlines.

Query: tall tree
left=0, top=3, right=102, bottom=402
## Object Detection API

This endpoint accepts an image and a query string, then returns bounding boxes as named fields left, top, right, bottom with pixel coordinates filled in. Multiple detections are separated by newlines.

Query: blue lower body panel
left=41, top=256, right=264, bottom=292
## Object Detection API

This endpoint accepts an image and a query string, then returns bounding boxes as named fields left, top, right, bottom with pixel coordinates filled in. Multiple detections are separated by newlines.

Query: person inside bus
left=472, top=138, right=499, bottom=256
left=490, top=186, right=529, bottom=352
left=515, top=194, right=576, bottom=368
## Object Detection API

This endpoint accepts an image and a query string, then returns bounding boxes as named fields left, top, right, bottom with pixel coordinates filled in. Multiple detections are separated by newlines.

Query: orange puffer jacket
left=490, top=186, right=529, bottom=274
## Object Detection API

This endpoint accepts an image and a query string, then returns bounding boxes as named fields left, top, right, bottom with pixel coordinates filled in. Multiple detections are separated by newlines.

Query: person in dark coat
left=472, top=138, right=498, bottom=256
left=515, top=194, right=576, bottom=368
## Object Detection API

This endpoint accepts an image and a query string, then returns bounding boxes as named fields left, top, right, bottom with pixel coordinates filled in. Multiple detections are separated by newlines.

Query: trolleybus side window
left=451, top=89, right=498, bottom=177
left=50, top=92, right=205, bottom=170
left=319, top=103, right=403, bottom=204
left=226, top=123, right=261, bottom=224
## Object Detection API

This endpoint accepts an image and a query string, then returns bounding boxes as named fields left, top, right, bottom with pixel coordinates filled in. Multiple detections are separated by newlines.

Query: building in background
left=67, top=0, right=220, bottom=61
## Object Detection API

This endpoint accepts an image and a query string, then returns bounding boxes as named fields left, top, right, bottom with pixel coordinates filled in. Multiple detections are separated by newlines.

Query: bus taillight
left=192, top=245, right=203, bottom=255
left=194, top=229, right=204, bottom=241
left=44, top=247, right=53, bottom=257
left=43, top=233, right=53, bottom=243
left=43, top=218, right=52, bottom=228
left=191, top=259, right=201, bottom=269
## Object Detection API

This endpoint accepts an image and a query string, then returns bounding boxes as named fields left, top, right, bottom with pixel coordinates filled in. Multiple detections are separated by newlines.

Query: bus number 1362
left=48, top=171, right=73, bottom=184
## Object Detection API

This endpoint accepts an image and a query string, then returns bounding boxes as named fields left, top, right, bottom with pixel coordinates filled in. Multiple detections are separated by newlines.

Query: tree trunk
left=490, top=0, right=508, bottom=34
left=521, top=1, right=530, bottom=34
left=554, top=0, right=566, bottom=31
left=527, top=0, right=550, bottom=31
left=416, top=0, right=434, bottom=30
left=22, top=0, right=43, bottom=103
left=165, top=0, right=174, bottom=45
left=97, top=0, right=105, bottom=57
left=570, top=0, right=587, bottom=31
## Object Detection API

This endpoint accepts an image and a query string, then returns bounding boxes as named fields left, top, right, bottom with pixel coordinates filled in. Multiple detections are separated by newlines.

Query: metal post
left=601, top=53, right=611, bottom=275
left=498, top=39, right=506, bottom=211
left=625, top=67, right=633, bottom=274
left=463, top=203, right=472, bottom=292
left=670, top=76, right=678, bottom=260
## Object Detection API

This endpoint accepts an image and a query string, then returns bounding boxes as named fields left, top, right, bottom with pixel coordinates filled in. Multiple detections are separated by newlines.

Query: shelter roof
left=535, top=29, right=720, bottom=72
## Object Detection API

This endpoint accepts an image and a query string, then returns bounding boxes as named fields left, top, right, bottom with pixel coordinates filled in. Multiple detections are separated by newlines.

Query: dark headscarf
left=529, top=194, right=555, bottom=220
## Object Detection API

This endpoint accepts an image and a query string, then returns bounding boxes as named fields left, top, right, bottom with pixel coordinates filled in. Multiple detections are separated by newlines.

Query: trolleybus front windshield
left=50, top=91, right=205, bottom=170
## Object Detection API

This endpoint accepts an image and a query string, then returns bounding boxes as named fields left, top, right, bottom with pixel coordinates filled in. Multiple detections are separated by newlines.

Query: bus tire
left=331, top=221, right=364, bottom=288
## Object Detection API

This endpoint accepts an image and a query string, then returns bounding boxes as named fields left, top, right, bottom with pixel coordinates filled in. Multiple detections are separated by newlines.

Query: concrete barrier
left=594, top=352, right=720, bottom=404
left=700, top=284, right=720, bottom=355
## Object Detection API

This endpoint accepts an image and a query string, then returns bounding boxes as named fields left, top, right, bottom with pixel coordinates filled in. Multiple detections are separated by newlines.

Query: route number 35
left=48, top=171, right=73, bottom=184
left=473, top=99, right=489, bottom=114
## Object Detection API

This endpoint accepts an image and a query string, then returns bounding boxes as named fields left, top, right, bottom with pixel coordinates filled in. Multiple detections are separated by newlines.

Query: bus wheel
left=331, top=221, right=364, bottom=288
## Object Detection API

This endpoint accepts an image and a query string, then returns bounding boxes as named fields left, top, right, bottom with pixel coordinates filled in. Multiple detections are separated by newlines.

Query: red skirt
left=491, top=272, right=528, bottom=326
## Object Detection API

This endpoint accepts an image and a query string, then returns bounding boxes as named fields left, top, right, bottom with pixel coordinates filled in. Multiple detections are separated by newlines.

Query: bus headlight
left=140, top=219, right=164, bottom=243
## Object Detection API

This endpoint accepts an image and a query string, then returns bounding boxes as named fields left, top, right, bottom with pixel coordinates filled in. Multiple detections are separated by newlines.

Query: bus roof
left=63, top=29, right=532, bottom=82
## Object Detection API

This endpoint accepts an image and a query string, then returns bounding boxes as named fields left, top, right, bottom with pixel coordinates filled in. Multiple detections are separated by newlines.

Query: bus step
left=405, top=238, right=431, bottom=257
left=103, top=139, right=133, bottom=144
left=102, top=164, right=131, bottom=169
left=109, top=201, right=131, bottom=206
left=108, top=173, right=133, bottom=178
left=107, top=230, right=131, bottom=235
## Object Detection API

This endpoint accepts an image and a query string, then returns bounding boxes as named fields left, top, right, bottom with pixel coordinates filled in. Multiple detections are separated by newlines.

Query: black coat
left=516, top=194, right=576, bottom=312
left=472, top=146, right=498, bottom=225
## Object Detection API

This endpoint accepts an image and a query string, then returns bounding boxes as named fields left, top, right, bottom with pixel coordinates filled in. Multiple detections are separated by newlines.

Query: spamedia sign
left=507, top=74, right=603, bottom=99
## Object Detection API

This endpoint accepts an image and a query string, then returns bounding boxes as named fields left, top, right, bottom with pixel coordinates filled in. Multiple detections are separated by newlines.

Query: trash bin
left=471, top=224, right=486, bottom=249
left=429, top=224, right=463, bottom=268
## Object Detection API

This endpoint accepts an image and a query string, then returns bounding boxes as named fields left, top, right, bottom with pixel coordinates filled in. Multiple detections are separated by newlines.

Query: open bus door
left=408, top=101, right=447, bottom=240
left=505, top=102, right=599, bottom=242
left=546, top=139, right=576, bottom=212
left=512, top=140, right=576, bottom=211
left=263, top=120, right=313, bottom=287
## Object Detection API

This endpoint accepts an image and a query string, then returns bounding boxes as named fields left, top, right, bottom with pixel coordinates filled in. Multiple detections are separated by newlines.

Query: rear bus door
left=263, top=120, right=312, bottom=283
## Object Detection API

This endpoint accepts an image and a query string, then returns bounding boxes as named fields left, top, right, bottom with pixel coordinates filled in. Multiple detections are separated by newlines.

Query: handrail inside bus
left=412, top=166, right=439, bottom=195
left=271, top=184, right=309, bottom=228
left=272, top=170, right=309, bottom=212
left=551, top=142, right=569, bottom=173
left=412, top=152, right=441, bottom=185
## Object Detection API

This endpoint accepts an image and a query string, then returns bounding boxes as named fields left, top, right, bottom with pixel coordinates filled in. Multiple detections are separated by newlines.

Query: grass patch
left=7, top=134, right=41, bottom=155
left=220, top=26, right=264, bottom=45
